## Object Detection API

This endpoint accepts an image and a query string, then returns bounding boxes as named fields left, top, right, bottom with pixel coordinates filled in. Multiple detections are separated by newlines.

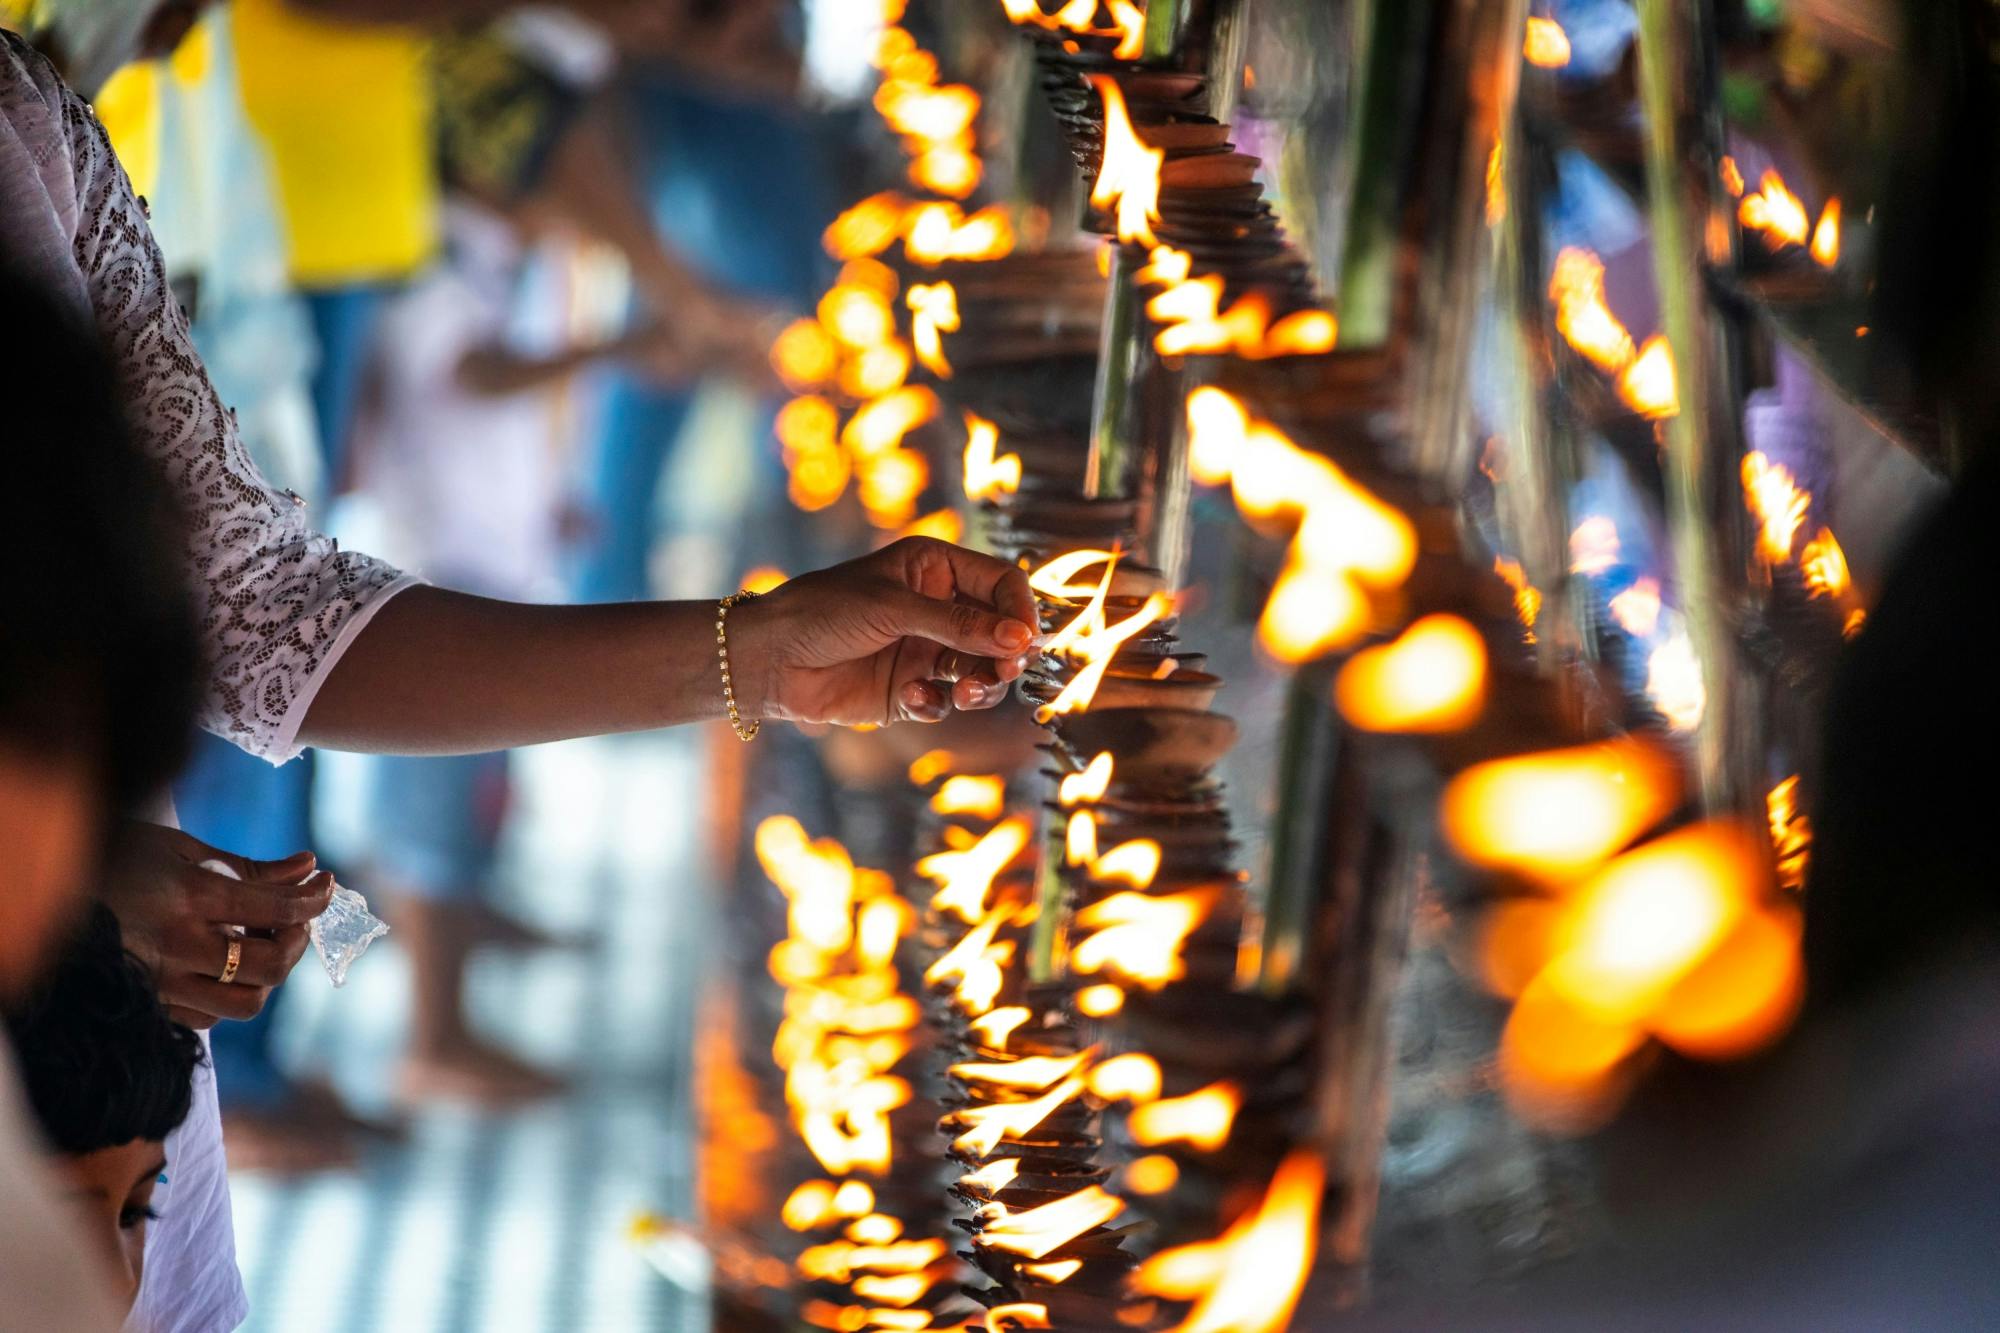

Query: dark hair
left=0, top=268, right=200, bottom=810
left=3, top=904, right=201, bottom=1154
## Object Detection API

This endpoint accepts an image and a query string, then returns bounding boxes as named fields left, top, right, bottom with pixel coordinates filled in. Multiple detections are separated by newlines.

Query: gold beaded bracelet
left=716, top=590, right=761, bottom=742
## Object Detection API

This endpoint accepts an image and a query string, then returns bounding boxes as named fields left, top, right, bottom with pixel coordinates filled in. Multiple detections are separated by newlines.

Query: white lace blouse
left=1, top=32, right=418, bottom=763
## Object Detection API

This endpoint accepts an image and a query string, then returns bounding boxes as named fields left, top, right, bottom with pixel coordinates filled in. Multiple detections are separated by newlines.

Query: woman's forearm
left=299, top=587, right=732, bottom=755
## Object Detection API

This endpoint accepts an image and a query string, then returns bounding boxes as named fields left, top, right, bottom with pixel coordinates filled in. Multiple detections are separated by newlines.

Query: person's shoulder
left=0, top=27, right=66, bottom=114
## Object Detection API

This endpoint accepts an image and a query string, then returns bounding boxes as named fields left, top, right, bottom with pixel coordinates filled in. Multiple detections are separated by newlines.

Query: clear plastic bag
left=309, top=885, right=390, bottom=987
left=198, top=859, right=388, bottom=988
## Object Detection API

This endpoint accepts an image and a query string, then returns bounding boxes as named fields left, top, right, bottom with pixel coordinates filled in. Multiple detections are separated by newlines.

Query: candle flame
left=1066, top=811, right=1098, bottom=867
left=950, top=1076, right=1088, bottom=1157
left=773, top=319, right=840, bottom=388
left=1090, top=838, right=1162, bottom=890
left=1070, top=887, right=1216, bottom=988
left=1075, top=983, right=1125, bottom=1016
left=920, top=816, right=1032, bottom=923
left=1059, top=752, right=1116, bottom=805
left=843, top=386, right=940, bottom=459
left=1089, top=76, right=1164, bottom=247
left=825, top=191, right=915, bottom=260
left=1549, top=248, right=1636, bottom=374
left=951, top=1048, right=1097, bottom=1091
left=908, top=282, right=961, bottom=379
left=1333, top=614, right=1488, bottom=733
left=970, top=1006, right=1032, bottom=1053
left=1523, top=16, right=1571, bottom=67
left=1798, top=526, right=1850, bottom=599
left=1124, top=1154, right=1180, bottom=1195
left=907, top=749, right=955, bottom=786
left=961, top=1157, right=1021, bottom=1194
left=962, top=411, right=1023, bottom=502
left=980, top=1186, right=1126, bottom=1259
left=1441, top=738, right=1682, bottom=884
left=1086, top=1052, right=1163, bottom=1103
left=1617, top=335, right=1680, bottom=419
left=905, top=202, right=1016, bottom=264
left=931, top=775, right=1007, bottom=820
left=1133, top=1150, right=1324, bottom=1333
left=1741, top=451, right=1809, bottom=564
left=1738, top=170, right=1810, bottom=249
left=1128, top=1081, right=1240, bottom=1151
left=1029, top=547, right=1118, bottom=600
left=1035, top=593, right=1174, bottom=723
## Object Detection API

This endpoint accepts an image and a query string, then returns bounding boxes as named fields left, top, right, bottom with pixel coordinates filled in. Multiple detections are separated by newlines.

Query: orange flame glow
left=1060, top=752, right=1116, bottom=806
left=1125, top=1154, right=1180, bottom=1195
left=908, top=282, right=961, bottom=379
left=962, top=411, right=1022, bottom=502
left=1524, top=16, right=1571, bottom=66
left=1029, top=547, right=1119, bottom=600
left=970, top=1007, right=1032, bottom=1053
left=1334, top=615, right=1489, bottom=733
left=980, top=1186, right=1126, bottom=1259
left=1549, top=248, right=1636, bottom=374
left=1766, top=775, right=1811, bottom=892
left=1810, top=197, right=1841, bottom=268
left=950, top=1049, right=1096, bottom=1091
left=1066, top=812, right=1098, bottom=867
left=825, top=191, right=915, bottom=261
left=1798, top=527, right=1850, bottom=600
left=773, top=319, right=840, bottom=388
left=1128, top=1081, right=1240, bottom=1151
left=1440, top=738, right=1681, bottom=884
left=1070, top=888, right=1216, bottom=988
left=1035, top=593, right=1174, bottom=723
left=1738, top=170, right=1810, bottom=249
left=1617, top=335, right=1680, bottom=419
left=1089, top=76, right=1164, bottom=247
left=844, top=386, right=940, bottom=459
left=920, top=816, right=1032, bottom=923
left=950, top=1076, right=1088, bottom=1156
left=1494, top=557, right=1543, bottom=632
left=1075, top=983, right=1125, bottom=1016
left=1089, top=838, right=1163, bottom=890
left=904, top=202, right=1017, bottom=265
left=907, top=749, right=955, bottom=786
left=1087, top=1052, right=1163, bottom=1103
left=1741, top=451, right=1810, bottom=564
left=1133, top=1150, right=1324, bottom=1333
left=931, top=775, right=1007, bottom=820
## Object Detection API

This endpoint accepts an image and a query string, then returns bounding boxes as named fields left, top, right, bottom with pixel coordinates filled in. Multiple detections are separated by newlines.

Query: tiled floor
left=229, top=733, right=715, bottom=1333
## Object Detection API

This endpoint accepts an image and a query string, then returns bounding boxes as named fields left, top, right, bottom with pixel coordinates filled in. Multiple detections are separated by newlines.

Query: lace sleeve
left=60, top=76, right=420, bottom=764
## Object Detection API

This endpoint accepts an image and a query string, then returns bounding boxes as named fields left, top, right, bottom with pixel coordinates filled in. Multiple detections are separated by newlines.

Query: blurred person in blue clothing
left=572, top=21, right=840, bottom=602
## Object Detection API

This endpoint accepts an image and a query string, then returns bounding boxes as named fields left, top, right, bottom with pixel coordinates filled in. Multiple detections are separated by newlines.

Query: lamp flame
left=1060, top=752, right=1116, bottom=806
left=1524, top=16, right=1571, bottom=67
left=1741, top=451, right=1810, bottom=564
left=950, top=1076, right=1088, bottom=1157
left=1133, top=1150, right=1324, bottom=1333
left=908, top=282, right=961, bottom=379
left=1070, top=887, right=1216, bottom=988
left=1441, top=739, right=1681, bottom=884
left=1089, top=76, right=1164, bottom=247
left=1128, top=1081, right=1241, bottom=1151
left=931, top=775, right=1007, bottom=820
left=920, top=816, right=1031, bottom=923
left=962, top=411, right=1022, bottom=502
left=1739, top=170, right=1810, bottom=249
left=1333, top=614, right=1488, bottom=733
left=980, top=1186, right=1126, bottom=1259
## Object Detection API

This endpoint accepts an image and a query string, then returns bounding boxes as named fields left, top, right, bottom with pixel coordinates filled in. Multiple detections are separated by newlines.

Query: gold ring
left=218, top=938, right=243, bottom=985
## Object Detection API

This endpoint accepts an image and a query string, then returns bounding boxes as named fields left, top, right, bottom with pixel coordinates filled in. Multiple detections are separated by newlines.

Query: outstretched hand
left=730, top=537, right=1039, bottom=727
left=101, top=823, right=335, bottom=1029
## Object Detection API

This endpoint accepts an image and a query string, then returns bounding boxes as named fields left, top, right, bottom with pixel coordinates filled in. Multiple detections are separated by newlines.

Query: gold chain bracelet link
left=716, top=591, right=761, bottom=742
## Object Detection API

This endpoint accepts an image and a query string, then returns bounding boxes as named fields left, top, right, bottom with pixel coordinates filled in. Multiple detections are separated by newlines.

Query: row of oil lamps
left=697, top=3, right=1859, bottom=1329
